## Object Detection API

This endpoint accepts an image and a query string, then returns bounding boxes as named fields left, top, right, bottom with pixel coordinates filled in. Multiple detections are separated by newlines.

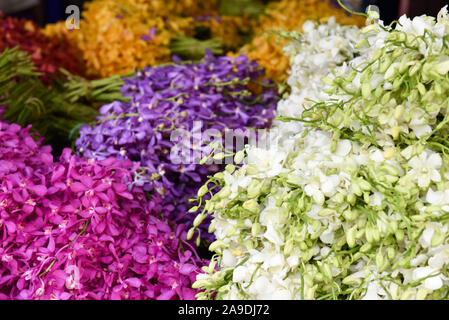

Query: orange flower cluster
left=43, top=0, right=254, bottom=79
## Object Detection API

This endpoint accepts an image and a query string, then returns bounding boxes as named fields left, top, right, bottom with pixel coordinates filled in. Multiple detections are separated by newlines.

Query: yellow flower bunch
left=236, top=0, right=366, bottom=82
left=50, top=0, right=175, bottom=78
left=134, top=0, right=217, bottom=18
left=43, top=0, right=256, bottom=79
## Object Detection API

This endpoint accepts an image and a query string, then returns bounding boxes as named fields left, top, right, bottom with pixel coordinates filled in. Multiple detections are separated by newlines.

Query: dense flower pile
left=75, top=51, right=278, bottom=241
left=0, top=13, right=82, bottom=82
left=0, top=121, right=206, bottom=300
left=43, top=0, right=255, bottom=78
left=48, top=0, right=173, bottom=79
left=192, top=7, right=449, bottom=300
left=235, top=0, right=366, bottom=82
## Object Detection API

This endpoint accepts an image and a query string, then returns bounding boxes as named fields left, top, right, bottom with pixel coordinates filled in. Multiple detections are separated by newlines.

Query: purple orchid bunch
left=0, top=121, right=206, bottom=300
left=75, top=51, right=278, bottom=242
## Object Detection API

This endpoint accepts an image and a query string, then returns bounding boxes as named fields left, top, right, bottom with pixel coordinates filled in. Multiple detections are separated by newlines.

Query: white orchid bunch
left=190, top=7, right=449, bottom=300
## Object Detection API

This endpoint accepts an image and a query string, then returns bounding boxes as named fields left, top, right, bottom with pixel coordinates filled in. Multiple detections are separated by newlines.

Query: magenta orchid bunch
left=0, top=121, right=206, bottom=300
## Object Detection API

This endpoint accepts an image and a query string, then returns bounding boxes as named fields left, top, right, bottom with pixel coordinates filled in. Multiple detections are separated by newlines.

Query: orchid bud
left=393, top=255, right=410, bottom=269
left=393, top=105, right=404, bottom=121
left=355, top=38, right=369, bottom=49
left=363, top=192, right=370, bottom=203
left=280, top=240, right=292, bottom=255
left=192, top=279, right=212, bottom=289
left=361, top=82, right=372, bottom=99
left=383, top=148, right=396, bottom=160
left=400, top=289, right=414, bottom=300
left=213, top=152, right=225, bottom=160
left=409, top=61, right=422, bottom=76
left=199, top=155, right=209, bottom=165
left=323, top=86, right=337, bottom=94
left=379, top=57, right=393, bottom=74
left=214, top=172, right=224, bottom=180
left=193, top=213, right=206, bottom=228
left=243, top=199, right=259, bottom=213
left=360, top=69, right=372, bottom=83
left=417, top=82, right=427, bottom=96
left=346, top=226, right=357, bottom=248
left=343, top=208, right=355, bottom=221
left=431, top=228, right=445, bottom=247
left=385, top=62, right=399, bottom=81
left=381, top=91, right=391, bottom=105
left=351, top=180, right=362, bottom=196
left=217, top=186, right=231, bottom=199
left=372, top=47, right=385, bottom=61
left=353, top=252, right=364, bottom=261
left=247, top=180, right=262, bottom=199
left=187, top=228, right=195, bottom=240
left=356, top=228, right=366, bottom=239
left=399, top=57, right=411, bottom=74
left=306, top=286, right=318, bottom=300
left=347, top=193, right=356, bottom=205
left=372, top=227, right=381, bottom=243
left=435, top=82, right=443, bottom=95
left=416, top=287, right=429, bottom=300
left=244, top=239, right=255, bottom=250
left=376, top=250, right=385, bottom=270
left=197, top=184, right=208, bottom=197
left=313, top=191, right=325, bottom=206
left=361, top=24, right=379, bottom=34
left=201, top=266, right=210, bottom=273
left=387, top=247, right=396, bottom=260
left=392, top=47, right=404, bottom=59
left=334, top=192, right=345, bottom=205
left=208, top=259, right=218, bottom=274
left=304, top=247, right=315, bottom=262
left=411, top=215, right=426, bottom=222
left=391, top=126, right=401, bottom=140
left=314, top=272, right=324, bottom=282
left=374, top=86, right=383, bottom=98
left=234, top=150, right=245, bottom=164
left=250, top=222, right=261, bottom=237
left=360, top=242, right=372, bottom=253
left=321, top=77, right=334, bottom=86
left=342, top=275, right=362, bottom=286
left=390, top=220, right=398, bottom=233
left=204, top=200, right=212, bottom=212
left=395, top=229, right=405, bottom=241
left=390, top=283, right=400, bottom=300
left=385, top=32, right=397, bottom=41
left=365, top=226, right=373, bottom=243
left=359, top=179, right=371, bottom=191
left=208, top=219, right=216, bottom=234
left=396, top=32, right=406, bottom=42
left=347, top=71, right=357, bottom=82
left=209, top=240, right=228, bottom=252
left=188, top=205, right=199, bottom=213
left=246, top=164, right=259, bottom=175
left=225, top=164, right=236, bottom=174
left=318, top=208, right=334, bottom=217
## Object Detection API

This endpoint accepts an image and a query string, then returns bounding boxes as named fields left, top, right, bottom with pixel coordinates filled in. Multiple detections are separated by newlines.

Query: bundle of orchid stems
left=3, top=0, right=449, bottom=302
